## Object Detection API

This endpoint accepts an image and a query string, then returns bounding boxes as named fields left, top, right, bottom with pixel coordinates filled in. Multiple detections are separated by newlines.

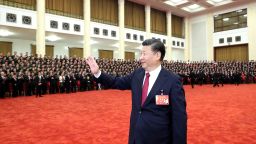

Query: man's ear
left=156, top=52, right=161, bottom=61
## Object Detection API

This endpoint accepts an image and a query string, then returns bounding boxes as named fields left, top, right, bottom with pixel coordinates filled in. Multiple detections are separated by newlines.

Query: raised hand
left=85, top=56, right=100, bottom=75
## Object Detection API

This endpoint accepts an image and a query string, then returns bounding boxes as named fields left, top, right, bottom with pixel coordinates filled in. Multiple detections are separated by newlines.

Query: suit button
left=139, top=111, right=142, bottom=114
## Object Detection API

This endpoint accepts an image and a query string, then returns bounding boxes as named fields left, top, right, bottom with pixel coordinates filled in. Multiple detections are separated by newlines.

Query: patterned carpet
left=0, top=84, right=256, bottom=144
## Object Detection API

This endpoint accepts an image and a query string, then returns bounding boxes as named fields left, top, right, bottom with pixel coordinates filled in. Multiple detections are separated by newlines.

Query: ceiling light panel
left=223, top=18, right=229, bottom=21
left=164, top=0, right=188, bottom=6
left=206, top=0, right=233, bottom=6
left=212, top=0, right=225, bottom=2
left=182, top=4, right=205, bottom=13
left=188, top=4, right=200, bottom=9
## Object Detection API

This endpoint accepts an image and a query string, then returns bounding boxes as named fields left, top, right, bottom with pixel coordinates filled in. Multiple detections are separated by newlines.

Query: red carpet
left=0, top=84, right=256, bottom=144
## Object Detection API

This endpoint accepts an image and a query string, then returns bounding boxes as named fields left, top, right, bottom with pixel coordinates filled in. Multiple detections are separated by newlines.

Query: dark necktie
left=141, top=72, right=150, bottom=106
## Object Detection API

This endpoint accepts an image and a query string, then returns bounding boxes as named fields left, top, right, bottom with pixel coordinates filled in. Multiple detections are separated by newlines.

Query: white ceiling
left=0, top=0, right=254, bottom=51
left=130, top=0, right=254, bottom=17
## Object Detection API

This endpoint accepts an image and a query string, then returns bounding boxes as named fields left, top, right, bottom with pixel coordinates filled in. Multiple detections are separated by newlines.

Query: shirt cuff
left=94, top=71, right=101, bottom=78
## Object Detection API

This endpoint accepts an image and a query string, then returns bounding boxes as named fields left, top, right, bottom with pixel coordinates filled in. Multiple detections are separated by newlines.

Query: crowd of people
left=0, top=52, right=256, bottom=98
left=162, top=60, right=256, bottom=88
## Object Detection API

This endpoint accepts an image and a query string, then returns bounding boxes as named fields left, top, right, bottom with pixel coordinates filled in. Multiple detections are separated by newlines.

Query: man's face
left=139, top=46, right=160, bottom=72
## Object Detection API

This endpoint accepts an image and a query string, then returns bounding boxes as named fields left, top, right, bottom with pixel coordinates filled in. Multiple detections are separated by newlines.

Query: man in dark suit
left=34, top=71, right=44, bottom=97
left=189, top=70, right=195, bottom=88
left=86, top=39, right=187, bottom=144
left=0, top=71, right=7, bottom=98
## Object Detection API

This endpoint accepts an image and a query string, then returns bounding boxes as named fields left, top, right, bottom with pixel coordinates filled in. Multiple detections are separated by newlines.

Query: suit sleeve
left=96, top=71, right=134, bottom=90
left=170, top=75, right=187, bottom=144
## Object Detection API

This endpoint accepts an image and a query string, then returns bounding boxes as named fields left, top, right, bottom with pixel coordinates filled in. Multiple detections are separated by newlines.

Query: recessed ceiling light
left=244, top=14, right=247, bottom=17
left=223, top=18, right=229, bottom=21
left=212, top=0, right=224, bottom=2
left=182, top=4, right=205, bottom=13
left=206, top=0, right=233, bottom=6
left=172, top=0, right=183, bottom=2
left=164, top=0, right=188, bottom=6
left=0, top=29, right=14, bottom=37
left=236, top=9, right=243, bottom=13
left=46, top=35, right=61, bottom=42
left=188, top=4, right=200, bottom=9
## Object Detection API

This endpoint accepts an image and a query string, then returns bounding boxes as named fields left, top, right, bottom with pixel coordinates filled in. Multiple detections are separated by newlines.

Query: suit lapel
left=135, top=69, right=145, bottom=106
left=142, top=69, right=168, bottom=107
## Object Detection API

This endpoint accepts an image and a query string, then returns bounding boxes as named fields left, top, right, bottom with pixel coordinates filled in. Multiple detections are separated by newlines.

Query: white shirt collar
left=146, top=64, right=162, bottom=77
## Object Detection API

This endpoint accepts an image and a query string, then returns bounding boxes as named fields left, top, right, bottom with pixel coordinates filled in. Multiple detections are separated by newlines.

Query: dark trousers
left=36, top=85, right=42, bottom=97
left=0, top=88, right=5, bottom=98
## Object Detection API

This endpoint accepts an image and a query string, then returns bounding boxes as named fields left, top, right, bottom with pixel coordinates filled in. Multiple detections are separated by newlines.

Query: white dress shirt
left=143, top=65, right=162, bottom=96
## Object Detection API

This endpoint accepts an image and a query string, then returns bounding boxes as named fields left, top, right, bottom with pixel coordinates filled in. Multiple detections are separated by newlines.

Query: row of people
left=0, top=71, right=97, bottom=98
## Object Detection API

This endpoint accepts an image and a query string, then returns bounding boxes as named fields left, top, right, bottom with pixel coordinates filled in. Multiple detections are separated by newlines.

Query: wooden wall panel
left=91, top=0, right=118, bottom=25
left=125, top=52, right=135, bottom=60
left=125, top=0, right=145, bottom=31
left=214, top=44, right=248, bottom=61
left=69, top=48, right=83, bottom=58
left=151, top=8, right=166, bottom=35
left=0, top=41, right=12, bottom=56
left=99, top=50, right=113, bottom=59
left=172, top=15, right=184, bottom=38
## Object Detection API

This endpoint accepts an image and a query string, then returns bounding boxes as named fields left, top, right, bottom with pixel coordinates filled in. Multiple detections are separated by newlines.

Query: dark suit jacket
left=34, top=76, right=45, bottom=86
left=96, top=67, right=187, bottom=144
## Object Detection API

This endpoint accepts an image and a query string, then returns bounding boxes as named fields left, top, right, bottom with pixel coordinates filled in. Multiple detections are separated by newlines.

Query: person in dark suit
left=10, top=73, right=19, bottom=97
left=189, top=70, right=195, bottom=88
left=0, top=71, right=7, bottom=98
left=64, top=73, right=71, bottom=93
left=86, top=39, right=187, bottom=144
left=212, top=71, right=220, bottom=87
left=34, top=71, right=44, bottom=97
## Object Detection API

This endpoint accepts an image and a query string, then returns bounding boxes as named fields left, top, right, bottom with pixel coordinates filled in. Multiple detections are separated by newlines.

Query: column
left=83, top=0, right=91, bottom=58
left=165, top=11, right=172, bottom=61
left=145, top=5, right=151, bottom=39
left=36, top=0, right=45, bottom=56
left=118, top=0, right=125, bottom=59
left=248, top=2, right=256, bottom=60
left=184, top=17, right=190, bottom=61
left=207, top=13, right=214, bottom=61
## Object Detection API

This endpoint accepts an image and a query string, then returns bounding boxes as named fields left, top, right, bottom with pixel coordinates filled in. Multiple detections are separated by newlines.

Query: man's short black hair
left=142, top=39, right=166, bottom=61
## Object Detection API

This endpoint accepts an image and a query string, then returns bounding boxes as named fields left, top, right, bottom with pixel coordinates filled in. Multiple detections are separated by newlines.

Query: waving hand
left=85, top=56, right=100, bottom=75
